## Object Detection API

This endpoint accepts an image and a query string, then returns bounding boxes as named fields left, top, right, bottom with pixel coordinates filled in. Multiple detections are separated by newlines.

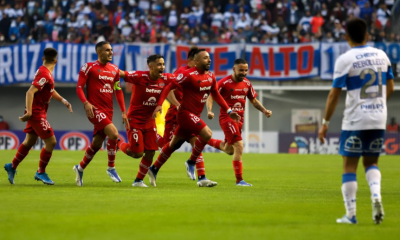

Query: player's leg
left=133, top=150, right=155, bottom=187
left=363, top=155, right=384, bottom=224
left=4, top=133, right=37, bottom=184
left=103, top=123, right=122, bottom=183
left=208, top=138, right=224, bottom=151
left=187, top=136, right=205, bottom=181
left=335, top=130, right=361, bottom=224
left=134, top=127, right=158, bottom=187
left=150, top=134, right=186, bottom=173
left=231, top=140, right=252, bottom=186
left=33, top=135, right=57, bottom=185
left=73, top=133, right=104, bottom=186
left=337, top=156, right=359, bottom=224
left=361, top=129, right=385, bottom=224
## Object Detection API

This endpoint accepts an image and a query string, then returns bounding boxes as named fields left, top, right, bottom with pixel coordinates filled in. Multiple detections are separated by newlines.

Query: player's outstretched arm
left=206, top=95, right=215, bottom=119
left=115, top=87, right=129, bottom=130
left=153, top=82, right=177, bottom=119
left=19, top=85, right=38, bottom=122
left=318, top=87, right=342, bottom=144
left=250, top=98, right=271, bottom=118
left=52, top=90, right=73, bottom=113
left=119, top=70, right=125, bottom=79
left=210, top=88, right=240, bottom=122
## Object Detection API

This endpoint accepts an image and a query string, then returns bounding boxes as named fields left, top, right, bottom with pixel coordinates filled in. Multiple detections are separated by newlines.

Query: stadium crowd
left=0, top=0, right=398, bottom=46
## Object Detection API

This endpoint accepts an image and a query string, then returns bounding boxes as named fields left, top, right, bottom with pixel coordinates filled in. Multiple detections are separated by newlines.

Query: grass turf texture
left=0, top=150, right=399, bottom=240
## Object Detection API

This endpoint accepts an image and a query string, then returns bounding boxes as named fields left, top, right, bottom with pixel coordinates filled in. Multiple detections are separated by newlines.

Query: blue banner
left=1, top=42, right=399, bottom=84
left=0, top=43, right=125, bottom=84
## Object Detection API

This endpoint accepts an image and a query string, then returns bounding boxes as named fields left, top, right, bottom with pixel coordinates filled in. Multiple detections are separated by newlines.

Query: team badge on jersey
left=208, top=77, right=212, bottom=82
left=112, top=71, right=116, bottom=75
left=159, top=82, right=165, bottom=87
left=81, top=63, right=88, bottom=72
left=38, top=78, right=47, bottom=86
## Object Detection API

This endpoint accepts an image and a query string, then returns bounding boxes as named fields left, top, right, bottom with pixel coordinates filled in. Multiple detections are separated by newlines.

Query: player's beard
left=235, top=74, right=245, bottom=81
left=204, top=63, right=211, bottom=71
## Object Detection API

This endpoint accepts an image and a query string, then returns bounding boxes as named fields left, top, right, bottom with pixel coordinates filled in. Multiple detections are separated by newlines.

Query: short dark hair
left=43, top=48, right=58, bottom=63
left=234, top=59, right=248, bottom=65
left=147, top=54, right=164, bottom=65
left=187, top=46, right=199, bottom=60
left=194, top=49, right=207, bottom=59
left=95, top=41, right=110, bottom=52
left=346, top=18, right=367, bottom=44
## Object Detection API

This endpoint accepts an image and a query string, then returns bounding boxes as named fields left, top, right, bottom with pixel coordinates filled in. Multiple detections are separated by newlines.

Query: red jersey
left=159, top=67, right=229, bottom=117
left=124, top=70, right=175, bottom=127
left=30, top=66, right=55, bottom=118
left=217, top=75, right=257, bottom=123
left=77, top=60, right=120, bottom=113
left=172, top=65, right=190, bottom=104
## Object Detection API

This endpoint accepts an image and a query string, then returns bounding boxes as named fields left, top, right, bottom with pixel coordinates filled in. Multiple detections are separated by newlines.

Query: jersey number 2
left=360, top=68, right=382, bottom=99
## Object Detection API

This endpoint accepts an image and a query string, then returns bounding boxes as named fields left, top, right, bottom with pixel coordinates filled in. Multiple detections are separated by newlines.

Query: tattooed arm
left=249, top=98, right=272, bottom=118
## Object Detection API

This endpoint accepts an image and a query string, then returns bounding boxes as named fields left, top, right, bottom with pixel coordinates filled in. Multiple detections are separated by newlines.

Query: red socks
left=38, top=148, right=52, bottom=173
left=233, top=160, right=243, bottom=183
left=208, top=138, right=222, bottom=150
left=189, top=137, right=208, bottom=162
left=196, top=154, right=205, bottom=177
left=11, top=144, right=30, bottom=169
left=154, top=144, right=175, bottom=169
left=80, top=144, right=100, bottom=169
left=107, top=139, right=117, bottom=168
left=136, top=157, right=152, bottom=180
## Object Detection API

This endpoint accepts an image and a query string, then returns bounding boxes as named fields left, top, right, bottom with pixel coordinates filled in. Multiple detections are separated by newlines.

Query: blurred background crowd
left=0, top=0, right=398, bottom=46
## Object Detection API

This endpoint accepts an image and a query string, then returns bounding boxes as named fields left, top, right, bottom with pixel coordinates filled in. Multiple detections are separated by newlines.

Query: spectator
left=387, top=118, right=399, bottom=133
left=286, top=2, right=300, bottom=32
left=0, top=13, right=11, bottom=41
left=224, top=8, right=237, bottom=26
left=347, top=2, right=361, bottom=18
left=211, top=7, right=223, bottom=35
left=332, top=19, right=345, bottom=41
left=310, top=11, right=324, bottom=38
left=0, top=116, right=9, bottom=130
left=332, top=2, right=345, bottom=22
left=323, top=31, right=335, bottom=43
left=298, top=10, right=312, bottom=33
left=360, top=1, right=373, bottom=21
left=225, top=0, right=238, bottom=13
left=376, top=3, right=391, bottom=28
left=168, top=4, right=178, bottom=33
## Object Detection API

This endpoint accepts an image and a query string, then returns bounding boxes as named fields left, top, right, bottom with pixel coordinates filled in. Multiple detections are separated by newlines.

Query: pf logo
left=101, top=134, right=127, bottom=150
left=60, top=132, right=90, bottom=150
left=0, top=131, right=20, bottom=150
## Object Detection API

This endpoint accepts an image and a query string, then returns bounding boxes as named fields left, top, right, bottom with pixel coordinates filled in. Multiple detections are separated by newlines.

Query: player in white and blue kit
left=318, top=18, right=395, bottom=225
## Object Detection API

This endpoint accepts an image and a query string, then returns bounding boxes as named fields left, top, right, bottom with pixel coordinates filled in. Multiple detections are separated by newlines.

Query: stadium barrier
left=1, top=130, right=399, bottom=155
left=1, top=42, right=399, bottom=84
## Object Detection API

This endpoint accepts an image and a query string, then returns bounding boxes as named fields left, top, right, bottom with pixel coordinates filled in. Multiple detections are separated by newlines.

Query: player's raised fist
left=207, top=112, right=214, bottom=119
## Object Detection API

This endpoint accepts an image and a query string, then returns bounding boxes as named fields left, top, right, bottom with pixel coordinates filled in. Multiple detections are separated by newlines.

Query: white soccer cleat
left=106, top=168, right=122, bottom=183
left=372, top=199, right=384, bottom=224
left=132, top=180, right=148, bottom=187
left=197, top=178, right=217, bottom=187
left=336, top=215, right=357, bottom=224
left=73, top=165, right=83, bottom=186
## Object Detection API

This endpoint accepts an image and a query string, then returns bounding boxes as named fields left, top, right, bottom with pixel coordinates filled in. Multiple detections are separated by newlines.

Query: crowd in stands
left=0, top=0, right=398, bottom=46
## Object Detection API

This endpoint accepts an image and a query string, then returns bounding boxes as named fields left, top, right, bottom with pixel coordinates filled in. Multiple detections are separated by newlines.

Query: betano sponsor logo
left=146, top=88, right=162, bottom=94
left=99, top=75, right=114, bottom=81
left=231, top=95, right=245, bottom=99
left=200, top=86, right=211, bottom=91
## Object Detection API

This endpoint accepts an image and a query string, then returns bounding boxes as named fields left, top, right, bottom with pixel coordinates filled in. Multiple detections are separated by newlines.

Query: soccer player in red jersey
left=157, top=46, right=198, bottom=147
left=148, top=49, right=241, bottom=187
left=206, top=59, right=272, bottom=186
left=117, top=54, right=176, bottom=187
left=73, top=41, right=129, bottom=186
left=4, top=48, right=73, bottom=185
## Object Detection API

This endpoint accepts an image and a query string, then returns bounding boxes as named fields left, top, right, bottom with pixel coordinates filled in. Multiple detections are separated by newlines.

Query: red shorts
left=23, top=117, right=54, bottom=139
left=174, top=110, right=207, bottom=140
left=220, top=118, right=243, bottom=145
left=87, top=109, right=113, bottom=138
left=127, top=123, right=158, bottom=153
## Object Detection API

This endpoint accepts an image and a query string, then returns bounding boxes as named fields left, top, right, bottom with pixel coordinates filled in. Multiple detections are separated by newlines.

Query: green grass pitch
left=0, top=150, right=399, bottom=240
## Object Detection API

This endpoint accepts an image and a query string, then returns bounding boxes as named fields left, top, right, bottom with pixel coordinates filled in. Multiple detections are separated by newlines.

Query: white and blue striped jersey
left=332, top=45, right=394, bottom=130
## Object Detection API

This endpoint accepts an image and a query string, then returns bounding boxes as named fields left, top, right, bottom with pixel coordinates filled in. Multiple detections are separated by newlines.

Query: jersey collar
left=352, top=45, right=368, bottom=49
